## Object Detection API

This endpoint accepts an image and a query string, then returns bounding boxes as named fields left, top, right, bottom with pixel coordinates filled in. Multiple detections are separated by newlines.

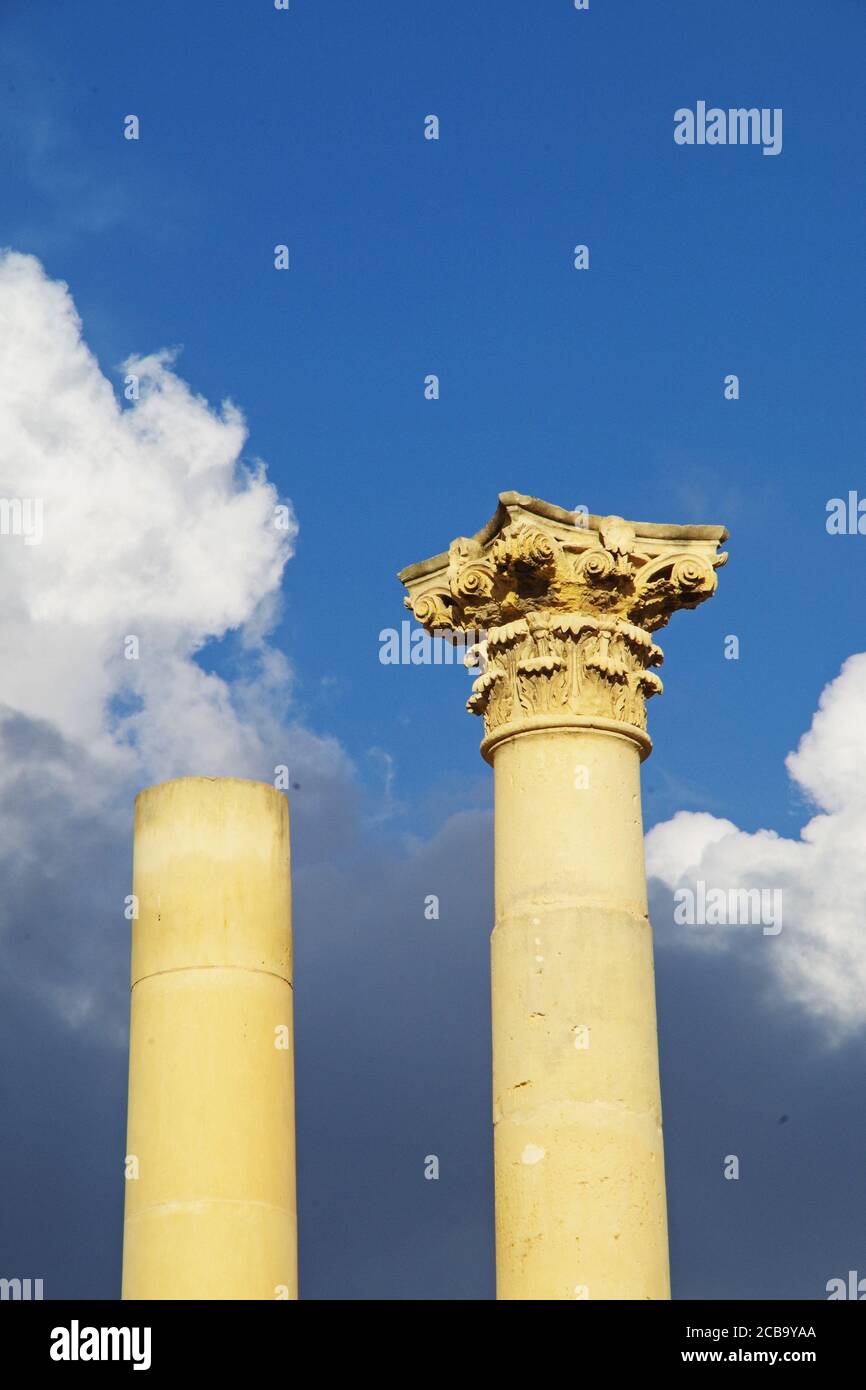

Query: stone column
left=122, top=777, right=297, bottom=1300
left=399, top=493, right=727, bottom=1301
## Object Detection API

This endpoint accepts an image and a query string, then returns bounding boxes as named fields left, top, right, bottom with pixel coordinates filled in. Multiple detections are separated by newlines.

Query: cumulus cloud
left=0, top=251, right=302, bottom=782
left=646, top=652, right=866, bottom=1038
left=0, top=251, right=351, bottom=1029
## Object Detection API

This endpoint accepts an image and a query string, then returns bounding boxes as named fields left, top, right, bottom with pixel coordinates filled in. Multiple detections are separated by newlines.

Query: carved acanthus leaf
left=464, top=609, right=665, bottom=740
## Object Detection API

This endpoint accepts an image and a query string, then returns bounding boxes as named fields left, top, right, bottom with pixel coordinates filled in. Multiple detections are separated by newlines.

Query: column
left=122, top=776, right=297, bottom=1300
left=399, top=492, right=727, bottom=1301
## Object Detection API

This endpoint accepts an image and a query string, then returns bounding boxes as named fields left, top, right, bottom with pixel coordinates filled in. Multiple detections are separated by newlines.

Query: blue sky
left=0, top=0, right=865, bottom=1300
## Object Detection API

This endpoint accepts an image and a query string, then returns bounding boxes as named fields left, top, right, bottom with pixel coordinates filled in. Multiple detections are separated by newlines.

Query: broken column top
left=399, top=491, right=728, bottom=636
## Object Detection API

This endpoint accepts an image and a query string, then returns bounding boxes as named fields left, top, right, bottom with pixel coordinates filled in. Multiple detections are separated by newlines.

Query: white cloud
left=0, top=250, right=301, bottom=786
left=0, top=251, right=354, bottom=1029
left=646, top=653, right=866, bottom=1038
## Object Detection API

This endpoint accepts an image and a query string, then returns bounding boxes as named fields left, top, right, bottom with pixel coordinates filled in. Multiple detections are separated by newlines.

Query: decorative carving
left=466, top=612, right=663, bottom=740
left=406, top=517, right=723, bottom=635
left=399, top=493, right=728, bottom=752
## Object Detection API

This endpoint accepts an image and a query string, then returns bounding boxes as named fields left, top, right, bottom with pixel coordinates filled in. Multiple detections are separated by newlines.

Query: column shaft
left=491, top=728, right=670, bottom=1300
left=122, top=777, right=297, bottom=1300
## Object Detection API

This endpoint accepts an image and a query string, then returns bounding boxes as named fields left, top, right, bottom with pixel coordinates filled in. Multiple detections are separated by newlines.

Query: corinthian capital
left=398, top=492, right=728, bottom=759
